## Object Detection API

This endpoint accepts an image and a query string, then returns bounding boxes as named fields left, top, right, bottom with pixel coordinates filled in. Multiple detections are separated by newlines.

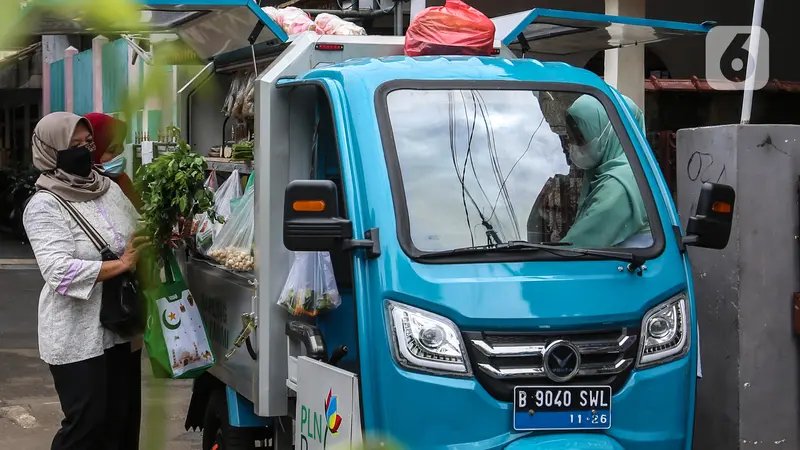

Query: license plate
left=513, top=386, right=612, bottom=431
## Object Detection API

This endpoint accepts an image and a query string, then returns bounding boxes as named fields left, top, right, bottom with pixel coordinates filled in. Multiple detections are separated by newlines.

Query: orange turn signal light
left=711, top=201, right=732, bottom=214
left=293, top=200, right=326, bottom=212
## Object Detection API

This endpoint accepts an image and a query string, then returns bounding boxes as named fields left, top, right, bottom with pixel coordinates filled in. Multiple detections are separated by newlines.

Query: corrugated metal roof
left=645, top=75, right=800, bottom=93
left=0, top=41, right=40, bottom=66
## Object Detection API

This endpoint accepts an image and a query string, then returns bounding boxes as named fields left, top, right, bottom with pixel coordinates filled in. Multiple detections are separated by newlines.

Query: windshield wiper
left=420, top=241, right=647, bottom=274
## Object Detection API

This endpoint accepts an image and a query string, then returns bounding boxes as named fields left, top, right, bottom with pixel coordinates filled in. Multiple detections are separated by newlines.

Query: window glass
left=385, top=88, right=653, bottom=253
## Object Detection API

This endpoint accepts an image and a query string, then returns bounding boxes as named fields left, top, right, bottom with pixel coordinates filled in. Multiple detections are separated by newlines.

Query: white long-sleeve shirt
left=24, top=182, right=139, bottom=365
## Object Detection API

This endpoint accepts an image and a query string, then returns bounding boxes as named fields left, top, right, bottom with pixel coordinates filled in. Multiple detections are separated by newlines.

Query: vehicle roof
left=295, top=56, right=613, bottom=94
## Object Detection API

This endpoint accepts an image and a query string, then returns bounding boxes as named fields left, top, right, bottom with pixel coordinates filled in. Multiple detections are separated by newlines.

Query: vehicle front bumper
left=505, top=434, right=623, bottom=450
left=371, top=355, right=693, bottom=450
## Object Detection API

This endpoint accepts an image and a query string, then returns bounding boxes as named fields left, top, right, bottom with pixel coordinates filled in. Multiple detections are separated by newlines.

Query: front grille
left=463, top=328, right=640, bottom=402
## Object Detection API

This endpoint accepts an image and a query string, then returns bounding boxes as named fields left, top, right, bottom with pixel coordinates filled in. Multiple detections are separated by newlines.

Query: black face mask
left=56, top=146, right=93, bottom=178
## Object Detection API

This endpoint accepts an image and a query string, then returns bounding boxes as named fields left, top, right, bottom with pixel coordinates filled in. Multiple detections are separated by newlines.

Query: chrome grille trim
left=464, top=327, right=640, bottom=401
left=478, top=357, right=633, bottom=379
left=478, top=364, right=545, bottom=378
left=472, top=340, right=546, bottom=357
left=470, top=328, right=637, bottom=358
left=579, top=357, right=633, bottom=376
left=578, top=334, right=637, bottom=354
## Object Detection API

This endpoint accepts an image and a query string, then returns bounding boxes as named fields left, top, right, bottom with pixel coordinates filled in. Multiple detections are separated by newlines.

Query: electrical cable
left=461, top=92, right=503, bottom=245
left=487, top=92, right=547, bottom=229
left=449, top=91, right=501, bottom=246
left=449, top=91, right=474, bottom=246
left=460, top=91, right=494, bottom=212
left=474, top=91, right=521, bottom=240
left=458, top=92, right=479, bottom=244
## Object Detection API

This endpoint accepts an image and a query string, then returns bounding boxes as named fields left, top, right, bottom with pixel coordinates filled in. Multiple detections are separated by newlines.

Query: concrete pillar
left=126, top=44, right=141, bottom=134
left=92, top=35, right=108, bottom=113
left=63, top=46, right=78, bottom=113
left=677, top=124, right=800, bottom=450
left=41, top=36, right=70, bottom=116
left=41, top=36, right=69, bottom=65
left=41, top=61, right=50, bottom=116
left=604, top=0, right=645, bottom=112
left=409, top=0, right=426, bottom=21
left=168, top=66, right=178, bottom=129
left=142, top=62, right=164, bottom=138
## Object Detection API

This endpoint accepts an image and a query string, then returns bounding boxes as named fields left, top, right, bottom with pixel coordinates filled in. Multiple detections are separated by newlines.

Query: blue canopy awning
left=492, top=8, right=715, bottom=55
left=13, top=0, right=288, bottom=61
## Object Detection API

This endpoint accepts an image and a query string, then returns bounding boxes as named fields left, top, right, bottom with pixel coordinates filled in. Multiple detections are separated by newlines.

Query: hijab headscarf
left=561, top=94, right=650, bottom=247
left=84, top=112, right=142, bottom=212
left=85, top=112, right=127, bottom=163
left=32, top=112, right=111, bottom=202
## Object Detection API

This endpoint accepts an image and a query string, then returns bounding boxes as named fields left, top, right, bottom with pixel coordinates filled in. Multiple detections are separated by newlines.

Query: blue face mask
left=102, top=153, right=126, bottom=175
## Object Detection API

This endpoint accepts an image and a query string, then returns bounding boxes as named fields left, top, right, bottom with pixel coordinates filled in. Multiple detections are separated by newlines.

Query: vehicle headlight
left=637, top=293, right=690, bottom=368
left=385, top=301, right=471, bottom=376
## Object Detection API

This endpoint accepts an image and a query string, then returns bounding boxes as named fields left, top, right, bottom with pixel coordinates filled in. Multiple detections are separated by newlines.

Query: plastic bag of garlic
left=207, top=187, right=255, bottom=272
left=262, top=6, right=316, bottom=35
left=314, top=13, right=366, bottom=36
left=262, top=7, right=367, bottom=36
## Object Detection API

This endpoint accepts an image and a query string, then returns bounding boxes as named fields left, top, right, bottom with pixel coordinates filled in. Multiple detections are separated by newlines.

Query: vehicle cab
left=281, top=52, right=734, bottom=450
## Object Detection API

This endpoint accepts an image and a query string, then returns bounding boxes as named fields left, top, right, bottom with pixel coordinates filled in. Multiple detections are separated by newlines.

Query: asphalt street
left=0, top=232, right=34, bottom=261
left=0, top=236, right=203, bottom=449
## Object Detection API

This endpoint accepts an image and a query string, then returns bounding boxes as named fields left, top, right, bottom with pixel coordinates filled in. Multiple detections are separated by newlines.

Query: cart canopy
left=491, top=8, right=714, bottom=55
left=13, top=0, right=288, bottom=61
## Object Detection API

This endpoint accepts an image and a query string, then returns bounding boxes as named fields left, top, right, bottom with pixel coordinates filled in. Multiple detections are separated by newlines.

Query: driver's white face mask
left=568, top=124, right=613, bottom=170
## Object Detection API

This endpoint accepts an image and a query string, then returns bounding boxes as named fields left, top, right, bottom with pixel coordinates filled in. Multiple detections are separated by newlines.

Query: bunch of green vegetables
left=135, top=139, right=223, bottom=244
left=231, top=140, right=254, bottom=161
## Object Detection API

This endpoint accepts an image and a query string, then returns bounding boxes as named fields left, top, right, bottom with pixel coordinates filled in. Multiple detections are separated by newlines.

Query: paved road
left=0, top=232, right=34, bottom=260
left=0, top=258, right=203, bottom=449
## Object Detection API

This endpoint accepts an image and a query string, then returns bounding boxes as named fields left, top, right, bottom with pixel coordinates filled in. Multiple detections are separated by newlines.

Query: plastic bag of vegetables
left=230, top=171, right=254, bottom=212
left=204, top=169, right=219, bottom=192
left=196, top=170, right=242, bottom=254
left=277, top=251, right=341, bottom=317
left=211, top=169, right=243, bottom=236
left=207, top=187, right=255, bottom=271
left=193, top=169, right=219, bottom=236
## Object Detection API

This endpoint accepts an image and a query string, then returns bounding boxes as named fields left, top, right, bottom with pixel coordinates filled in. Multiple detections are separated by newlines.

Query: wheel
left=201, top=389, right=261, bottom=450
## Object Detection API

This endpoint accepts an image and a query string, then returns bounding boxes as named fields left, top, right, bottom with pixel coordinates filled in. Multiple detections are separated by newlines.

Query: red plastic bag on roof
left=404, top=0, right=495, bottom=57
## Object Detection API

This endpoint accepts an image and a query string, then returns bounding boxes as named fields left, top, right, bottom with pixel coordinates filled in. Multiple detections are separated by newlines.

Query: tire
left=201, top=389, right=260, bottom=450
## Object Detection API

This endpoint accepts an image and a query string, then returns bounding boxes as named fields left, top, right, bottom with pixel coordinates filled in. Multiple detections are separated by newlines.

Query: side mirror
left=684, top=182, right=735, bottom=250
left=283, top=180, right=353, bottom=252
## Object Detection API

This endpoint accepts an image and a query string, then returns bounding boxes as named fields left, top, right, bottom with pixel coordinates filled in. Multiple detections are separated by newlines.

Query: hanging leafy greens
left=135, top=139, right=222, bottom=244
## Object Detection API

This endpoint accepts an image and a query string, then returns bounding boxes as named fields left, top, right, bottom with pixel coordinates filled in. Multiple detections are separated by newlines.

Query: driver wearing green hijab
left=561, top=94, right=651, bottom=248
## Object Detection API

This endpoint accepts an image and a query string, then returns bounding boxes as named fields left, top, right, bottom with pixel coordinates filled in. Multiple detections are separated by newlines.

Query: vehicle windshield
left=384, top=88, right=655, bottom=254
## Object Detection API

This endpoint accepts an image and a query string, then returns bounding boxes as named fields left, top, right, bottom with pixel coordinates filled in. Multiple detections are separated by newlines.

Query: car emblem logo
left=543, top=340, right=581, bottom=382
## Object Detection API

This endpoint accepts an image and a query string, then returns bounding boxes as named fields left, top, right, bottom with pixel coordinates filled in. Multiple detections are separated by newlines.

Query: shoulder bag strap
left=42, top=191, right=111, bottom=255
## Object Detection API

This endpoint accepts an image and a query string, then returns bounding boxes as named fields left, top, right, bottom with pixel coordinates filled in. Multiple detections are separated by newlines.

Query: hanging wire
left=448, top=91, right=475, bottom=246
left=460, top=91, right=493, bottom=208
left=449, top=90, right=502, bottom=246
left=474, top=91, right=520, bottom=240
left=487, top=95, right=547, bottom=228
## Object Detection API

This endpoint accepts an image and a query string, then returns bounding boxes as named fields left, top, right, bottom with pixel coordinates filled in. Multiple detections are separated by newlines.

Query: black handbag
left=45, top=191, right=144, bottom=338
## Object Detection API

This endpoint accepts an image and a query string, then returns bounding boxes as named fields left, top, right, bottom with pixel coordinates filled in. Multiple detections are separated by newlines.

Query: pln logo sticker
left=706, top=26, right=770, bottom=91
left=299, top=388, right=345, bottom=449
left=324, top=389, right=343, bottom=436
